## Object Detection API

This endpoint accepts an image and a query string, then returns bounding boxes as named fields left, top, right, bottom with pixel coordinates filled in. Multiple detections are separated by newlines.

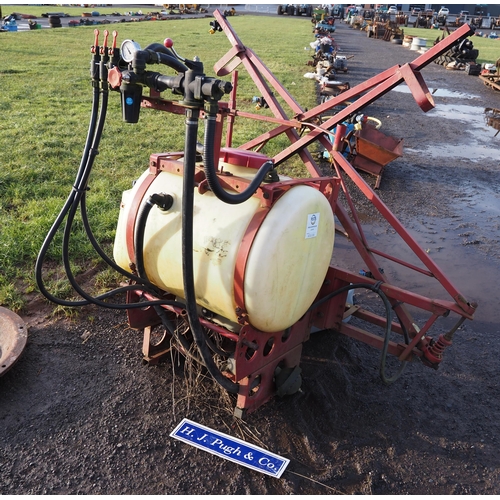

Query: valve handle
left=107, top=66, right=122, bottom=89
left=164, top=37, right=185, bottom=62
left=112, top=30, right=118, bottom=51
left=100, top=30, right=109, bottom=55
left=91, top=28, right=99, bottom=54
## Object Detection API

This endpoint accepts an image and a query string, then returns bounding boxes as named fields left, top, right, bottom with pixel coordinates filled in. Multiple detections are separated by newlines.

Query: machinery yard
left=1, top=9, right=500, bottom=495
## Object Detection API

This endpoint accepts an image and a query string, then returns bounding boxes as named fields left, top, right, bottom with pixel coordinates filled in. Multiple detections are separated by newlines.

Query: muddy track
left=1, top=19, right=500, bottom=494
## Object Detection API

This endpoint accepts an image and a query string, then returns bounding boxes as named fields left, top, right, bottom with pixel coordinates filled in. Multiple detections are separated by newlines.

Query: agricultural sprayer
left=36, top=13, right=477, bottom=417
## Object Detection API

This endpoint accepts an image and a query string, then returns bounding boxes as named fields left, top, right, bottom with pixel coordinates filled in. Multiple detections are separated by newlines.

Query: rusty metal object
left=485, top=107, right=500, bottom=136
left=480, top=74, right=500, bottom=92
left=351, top=124, right=404, bottom=189
left=0, top=307, right=28, bottom=377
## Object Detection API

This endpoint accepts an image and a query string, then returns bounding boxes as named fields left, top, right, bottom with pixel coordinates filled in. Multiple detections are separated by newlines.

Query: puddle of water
left=392, top=84, right=480, bottom=99
left=459, top=183, right=500, bottom=216
left=405, top=142, right=499, bottom=161
left=333, top=220, right=499, bottom=327
left=427, top=103, right=497, bottom=132
left=403, top=100, right=499, bottom=159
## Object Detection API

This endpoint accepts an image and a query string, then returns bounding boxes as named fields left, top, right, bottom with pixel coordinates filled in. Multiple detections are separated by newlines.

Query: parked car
left=438, top=7, right=449, bottom=16
left=411, top=7, right=421, bottom=15
left=459, top=10, right=469, bottom=17
left=387, top=6, right=398, bottom=14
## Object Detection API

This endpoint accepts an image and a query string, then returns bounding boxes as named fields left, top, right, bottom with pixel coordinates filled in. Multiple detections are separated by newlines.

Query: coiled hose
left=309, top=282, right=410, bottom=384
left=35, top=68, right=183, bottom=312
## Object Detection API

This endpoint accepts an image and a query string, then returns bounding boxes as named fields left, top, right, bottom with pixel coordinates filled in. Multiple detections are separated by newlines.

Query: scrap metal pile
left=305, top=18, right=402, bottom=188
left=432, top=32, right=479, bottom=70
left=345, top=9, right=484, bottom=77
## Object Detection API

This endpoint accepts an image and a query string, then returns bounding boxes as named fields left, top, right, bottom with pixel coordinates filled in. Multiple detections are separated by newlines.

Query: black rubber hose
left=133, top=194, right=190, bottom=349
left=60, top=89, right=123, bottom=304
left=181, top=109, right=239, bottom=394
left=134, top=196, right=156, bottom=285
left=203, top=112, right=274, bottom=205
left=58, top=92, right=183, bottom=310
left=36, top=79, right=183, bottom=311
left=133, top=193, right=174, bottom=290
left=142, top=44, right=188, bottom=73
left=309, top=282, right=409, bottom=384
left=157, top=52, right=188, bottom=73
left=35, top=83, right=100, bottom=304
left=144, top=42, right=180, bottom=62
left=80, top=193, right=165, bottom=289
left=134, top=192, right=233, bottom=360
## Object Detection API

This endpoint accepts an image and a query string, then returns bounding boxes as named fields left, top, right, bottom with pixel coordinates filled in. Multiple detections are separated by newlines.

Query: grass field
left=0, top=14, right=318, bottom=311
left=1, top=12, right=498, bottom=311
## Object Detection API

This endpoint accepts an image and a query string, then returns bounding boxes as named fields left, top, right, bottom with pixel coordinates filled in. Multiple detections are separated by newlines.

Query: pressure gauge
left=120, top=39, right=141, bottom=63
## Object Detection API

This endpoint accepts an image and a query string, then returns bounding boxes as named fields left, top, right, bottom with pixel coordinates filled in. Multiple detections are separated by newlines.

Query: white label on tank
left=305, top=213, right=320, bottom=239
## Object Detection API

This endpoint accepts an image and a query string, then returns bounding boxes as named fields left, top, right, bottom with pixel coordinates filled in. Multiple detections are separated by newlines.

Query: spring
left=425, top=334, right=452, bottom=363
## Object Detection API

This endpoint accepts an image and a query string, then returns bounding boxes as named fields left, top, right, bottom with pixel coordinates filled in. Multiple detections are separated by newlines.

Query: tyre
left=48, top=15, right=62, bottom=27
left=468, top=49, right=479, bottom=60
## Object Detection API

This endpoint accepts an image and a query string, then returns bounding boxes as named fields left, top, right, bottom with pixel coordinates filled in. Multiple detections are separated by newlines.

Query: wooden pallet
left=480, top=74, right=500, bottom=92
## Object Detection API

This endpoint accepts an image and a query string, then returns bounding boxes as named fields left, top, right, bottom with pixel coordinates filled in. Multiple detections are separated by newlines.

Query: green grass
left=403, top=27, right=500, bottom=64
left=0, top=14, right=319, bottom=311
left=1, top=4, right=158, bottom=17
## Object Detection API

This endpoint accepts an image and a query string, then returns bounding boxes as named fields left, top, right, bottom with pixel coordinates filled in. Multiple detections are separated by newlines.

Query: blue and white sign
left=305, top=212, right=320, bottom=239
left=170, top=418, right=290, bottom=478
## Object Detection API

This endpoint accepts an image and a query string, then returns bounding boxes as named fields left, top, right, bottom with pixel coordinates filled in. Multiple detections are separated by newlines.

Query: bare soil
left=1, top=20, right=500, bottom=494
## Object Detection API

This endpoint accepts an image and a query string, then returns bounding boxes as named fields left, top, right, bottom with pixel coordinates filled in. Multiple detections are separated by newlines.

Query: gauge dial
left=120, top=39, right=141, bottom=63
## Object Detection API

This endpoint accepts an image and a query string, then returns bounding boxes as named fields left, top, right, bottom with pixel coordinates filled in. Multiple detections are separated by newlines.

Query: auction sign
left=170, top=418, right=290, bottom=478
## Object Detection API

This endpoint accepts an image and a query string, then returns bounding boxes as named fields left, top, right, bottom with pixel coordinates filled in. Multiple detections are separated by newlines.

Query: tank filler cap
left=219, top=148, right=272, bottom=170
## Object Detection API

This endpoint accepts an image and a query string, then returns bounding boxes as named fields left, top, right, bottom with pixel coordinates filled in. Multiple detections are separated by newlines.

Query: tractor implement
left=36, top=18, right=477, bottom=417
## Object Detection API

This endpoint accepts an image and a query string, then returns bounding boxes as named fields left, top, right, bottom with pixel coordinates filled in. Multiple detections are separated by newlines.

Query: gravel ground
left=1, top=17, right=500, bottom=495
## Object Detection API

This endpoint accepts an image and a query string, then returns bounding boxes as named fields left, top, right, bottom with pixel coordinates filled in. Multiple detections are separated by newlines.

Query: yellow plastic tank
left=114, top=165, right=334, bottom=333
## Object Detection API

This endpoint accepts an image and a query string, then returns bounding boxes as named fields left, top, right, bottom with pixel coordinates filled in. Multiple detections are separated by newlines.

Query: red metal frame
left=130, top=14, right=477, bottom=415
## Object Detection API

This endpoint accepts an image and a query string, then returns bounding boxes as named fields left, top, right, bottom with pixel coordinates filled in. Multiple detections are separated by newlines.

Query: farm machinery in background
left=277, top=4, right=313, bottom=17
left=36, top=13, right=477, bottom=417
